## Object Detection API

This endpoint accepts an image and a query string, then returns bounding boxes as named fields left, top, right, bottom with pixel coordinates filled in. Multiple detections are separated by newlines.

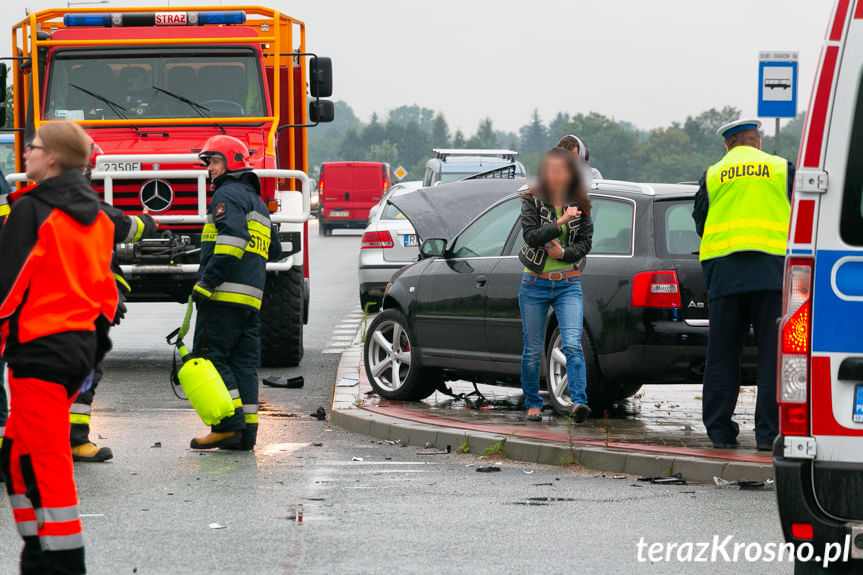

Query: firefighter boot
left=71, top=442, right=113, bottom=463
left=190, top=431, right=241, bottom=450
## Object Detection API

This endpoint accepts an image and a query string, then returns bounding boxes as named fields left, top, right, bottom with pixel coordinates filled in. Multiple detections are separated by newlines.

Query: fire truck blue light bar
left=63, top=11, right=247, bottom=28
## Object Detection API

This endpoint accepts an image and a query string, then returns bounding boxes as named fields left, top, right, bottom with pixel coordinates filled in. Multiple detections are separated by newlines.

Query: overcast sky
left=1, top=0, right=834, bottom=134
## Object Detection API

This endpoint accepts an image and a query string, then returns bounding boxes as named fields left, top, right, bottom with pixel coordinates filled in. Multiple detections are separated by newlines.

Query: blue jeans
left=518, top=272, right=588, bottom=410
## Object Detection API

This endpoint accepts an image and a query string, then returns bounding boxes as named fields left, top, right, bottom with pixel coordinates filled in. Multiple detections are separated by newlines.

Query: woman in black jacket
left=518, top=147, right=594, bottom=422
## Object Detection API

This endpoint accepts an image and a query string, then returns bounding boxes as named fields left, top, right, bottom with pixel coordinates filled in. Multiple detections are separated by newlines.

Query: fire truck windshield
left=44, top=47, right=266, bottom=121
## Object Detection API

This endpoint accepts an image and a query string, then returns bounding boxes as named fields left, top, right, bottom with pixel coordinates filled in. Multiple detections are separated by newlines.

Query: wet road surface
left=0, top=223, right=788, bottom=574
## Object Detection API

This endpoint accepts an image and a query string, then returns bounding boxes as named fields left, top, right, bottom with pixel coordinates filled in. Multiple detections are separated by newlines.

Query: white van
left=774, top=1, right=863, bottom=572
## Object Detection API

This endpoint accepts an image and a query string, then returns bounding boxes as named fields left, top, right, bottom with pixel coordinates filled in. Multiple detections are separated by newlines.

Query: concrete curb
left=331, top=343, right=773, bottom=483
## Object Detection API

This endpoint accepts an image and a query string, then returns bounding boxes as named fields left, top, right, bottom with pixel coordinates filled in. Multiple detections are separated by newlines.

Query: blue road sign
left=758, top=51, right=798, bottom=118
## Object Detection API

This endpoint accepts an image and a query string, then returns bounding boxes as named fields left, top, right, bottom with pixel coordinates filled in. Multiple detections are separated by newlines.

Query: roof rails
left=461, top=164, right=519, bottom=181
left=433, top=148, right=518, bottom=161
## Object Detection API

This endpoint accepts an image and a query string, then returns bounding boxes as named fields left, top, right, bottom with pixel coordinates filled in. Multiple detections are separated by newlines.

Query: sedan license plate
left=329, top=210, right=349, bottom=218
left=98, top=161, right=142, bottom=172
left=403, top=234, right=417, bottom=247
left=854, top=384, right=863, bottom=424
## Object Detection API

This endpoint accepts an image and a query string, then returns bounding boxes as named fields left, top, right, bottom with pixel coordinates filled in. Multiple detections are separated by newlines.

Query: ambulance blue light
left=198, top=11, right=246, bottom=25
left=63, top=14, right=111, bottom=27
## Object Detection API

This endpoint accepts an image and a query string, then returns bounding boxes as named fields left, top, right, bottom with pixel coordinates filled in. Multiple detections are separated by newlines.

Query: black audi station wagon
left=363, top=179, right=755, bottom=414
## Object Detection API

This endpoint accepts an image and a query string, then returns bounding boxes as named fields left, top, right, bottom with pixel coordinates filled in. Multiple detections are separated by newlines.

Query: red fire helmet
left=198, top=135, right=251, bottom=172
left=85, top=133, right=103, bottom=170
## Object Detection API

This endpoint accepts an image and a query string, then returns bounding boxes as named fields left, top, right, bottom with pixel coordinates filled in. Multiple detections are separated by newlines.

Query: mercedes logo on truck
left=139, top=179, right=173, bottom=212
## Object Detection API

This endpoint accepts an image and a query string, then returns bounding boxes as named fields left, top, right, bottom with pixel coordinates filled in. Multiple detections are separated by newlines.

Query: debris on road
left=208, top=523, right=226, bottom=530
left=417, top=445, right=452, bottom=455
left=263, top=375, right=305, bottom=388
left=476, top=466, right=501, bottom=473
left=713, top=477, right=775, bottom=490
left=352, top=456, right=364, bottom=462
left=151, top=442, right=161, bottom=448
left=638, top=473, right=687, bottom=485
left=311, top=407, right=327, bottom=420
left=312, top=442, right=323, bottom=447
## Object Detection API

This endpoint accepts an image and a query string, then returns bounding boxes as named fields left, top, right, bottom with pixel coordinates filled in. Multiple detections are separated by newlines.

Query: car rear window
left=381, top=204, right=408, bottom=220
left=655, top=199, right=700, bottom=258
left=841, top=76, right=863, bottom=245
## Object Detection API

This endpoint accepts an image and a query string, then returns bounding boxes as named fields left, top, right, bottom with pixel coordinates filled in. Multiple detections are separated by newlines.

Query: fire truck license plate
left=329, top=210, right=349, bottom=218
left=854, top=384, right=863, bottom=424
left=99, top=161, right=142, bottom=172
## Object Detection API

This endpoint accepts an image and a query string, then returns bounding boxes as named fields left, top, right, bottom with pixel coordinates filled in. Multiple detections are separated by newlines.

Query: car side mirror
left=420, top=238, right=447, bottom=258
left=309, top=99, right=334, bottom=123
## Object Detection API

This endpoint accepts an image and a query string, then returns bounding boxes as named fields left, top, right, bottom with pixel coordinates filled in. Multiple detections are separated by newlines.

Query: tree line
left=308, top=101, right=805, bottom=183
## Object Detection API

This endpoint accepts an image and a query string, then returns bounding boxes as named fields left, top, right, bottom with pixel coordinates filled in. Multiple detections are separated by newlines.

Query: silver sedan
left=358, top=181, right=423, bottom=311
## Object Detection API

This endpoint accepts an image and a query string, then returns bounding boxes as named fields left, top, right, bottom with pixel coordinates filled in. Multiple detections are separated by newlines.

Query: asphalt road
left=0, top=222, right=792, bottom=575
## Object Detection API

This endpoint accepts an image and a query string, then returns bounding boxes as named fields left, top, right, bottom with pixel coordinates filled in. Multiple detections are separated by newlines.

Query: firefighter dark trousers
left=1, top=373, right=86, bottom=575
left=193, top=301, right=260, bottom=449
left=69, top=366, right=101, bottom=447
left=702, top=290, right=782, bottom=446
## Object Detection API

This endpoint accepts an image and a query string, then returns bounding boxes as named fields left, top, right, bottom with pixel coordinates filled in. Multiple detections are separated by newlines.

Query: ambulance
left=4, top=6, right=334, bottom=366
left=774, top=1, right=863, bottom=572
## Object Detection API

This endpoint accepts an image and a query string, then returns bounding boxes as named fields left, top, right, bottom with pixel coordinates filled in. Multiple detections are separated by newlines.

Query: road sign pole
left=775, top=117, right=781, bottom=155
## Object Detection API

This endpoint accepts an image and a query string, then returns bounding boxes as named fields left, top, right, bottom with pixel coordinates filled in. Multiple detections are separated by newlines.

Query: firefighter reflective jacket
left=198, top=171, right=281, bottom=310
left=0, top=170, right=118, bottom=388
left=699, top=145, right=791, bottom=262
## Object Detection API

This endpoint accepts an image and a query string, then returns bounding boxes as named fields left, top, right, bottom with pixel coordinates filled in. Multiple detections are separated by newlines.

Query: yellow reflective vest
left=699, top=145, right=790, bottom=262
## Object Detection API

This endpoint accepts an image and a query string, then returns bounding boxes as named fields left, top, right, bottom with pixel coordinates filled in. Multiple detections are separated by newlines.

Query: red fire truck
left=5, top=6, right=334, bottom=366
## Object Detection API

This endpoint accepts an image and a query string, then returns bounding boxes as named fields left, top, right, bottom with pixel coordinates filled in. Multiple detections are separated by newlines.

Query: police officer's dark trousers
left=702, top=290, right=781, bottom=446
left=193, top=301, right=260, bottom=449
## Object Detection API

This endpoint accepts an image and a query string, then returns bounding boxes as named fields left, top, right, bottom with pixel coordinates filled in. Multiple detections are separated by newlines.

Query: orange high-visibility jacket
left=0, top=170, right=118, bottom=390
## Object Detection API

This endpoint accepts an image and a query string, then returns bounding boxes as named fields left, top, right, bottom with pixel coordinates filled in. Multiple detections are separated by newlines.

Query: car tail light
left=361, top=230, right=394, bottom=249
left=779, top=258, right=813, bottom=435
left=631, top=270, right=681, bottom=308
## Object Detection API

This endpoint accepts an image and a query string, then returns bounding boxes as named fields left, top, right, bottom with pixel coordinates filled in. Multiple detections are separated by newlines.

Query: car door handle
left=476, top=276, right=487, bottom=288
left=839, top=357, right=863, bottom=381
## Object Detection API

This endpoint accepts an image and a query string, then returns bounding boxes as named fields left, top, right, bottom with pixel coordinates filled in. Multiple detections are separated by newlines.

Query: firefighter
left=190, top=135, right=281, bottom=451
left=69, top=138, right=156, bottom=462
left=0, top=120, right=117, bottom=575
left=692, top=119, right=793, bottom=451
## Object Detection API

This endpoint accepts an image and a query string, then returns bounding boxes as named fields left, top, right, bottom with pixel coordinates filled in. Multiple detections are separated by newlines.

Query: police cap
left=716, top=118, right=762, bottom=139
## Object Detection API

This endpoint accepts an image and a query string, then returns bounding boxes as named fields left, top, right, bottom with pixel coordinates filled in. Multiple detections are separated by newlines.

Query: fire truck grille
left=93, top=179, right=212, bottom=230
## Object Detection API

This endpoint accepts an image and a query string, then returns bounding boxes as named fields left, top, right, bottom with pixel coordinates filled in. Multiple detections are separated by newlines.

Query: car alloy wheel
left=547, top=329, right=571, bottom=411
left=367, top=318, right=413, bottom=393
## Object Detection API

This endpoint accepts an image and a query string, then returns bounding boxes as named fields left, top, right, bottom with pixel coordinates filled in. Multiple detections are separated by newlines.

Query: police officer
left=190, top=135, right=280, bottom=451
left=692, top=118, right=793, bottom=451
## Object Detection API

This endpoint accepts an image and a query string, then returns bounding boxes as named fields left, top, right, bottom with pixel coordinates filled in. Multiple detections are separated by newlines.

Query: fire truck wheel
left=318, top=222, right=331, bottom=236
left=260, top=267, right=304, bottom=367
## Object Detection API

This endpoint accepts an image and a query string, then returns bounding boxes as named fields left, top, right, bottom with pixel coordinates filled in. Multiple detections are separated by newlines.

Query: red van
left=318, top=161, right=392, bottom=235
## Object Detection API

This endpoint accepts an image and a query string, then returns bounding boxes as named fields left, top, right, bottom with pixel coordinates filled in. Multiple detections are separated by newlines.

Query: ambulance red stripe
left=792, top=199, right=816, bottom=244
left=802, top=46, right=839, bottom=168
left=830, top=0, right=852, bottom=40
